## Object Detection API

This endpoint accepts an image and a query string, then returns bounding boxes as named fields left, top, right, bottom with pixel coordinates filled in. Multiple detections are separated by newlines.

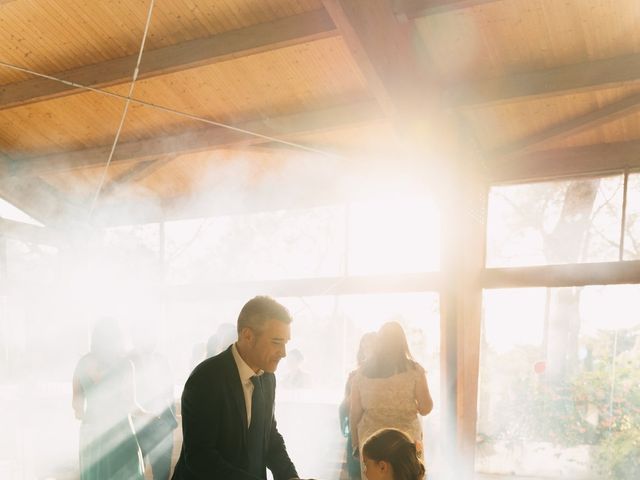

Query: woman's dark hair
left=363, top=428, right=425, bottom=480
left=363, top=321, right=416, bottom=378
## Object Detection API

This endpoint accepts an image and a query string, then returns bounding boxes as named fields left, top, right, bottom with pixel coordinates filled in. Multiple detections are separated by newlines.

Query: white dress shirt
left=231, top=342, right=263, bottom=426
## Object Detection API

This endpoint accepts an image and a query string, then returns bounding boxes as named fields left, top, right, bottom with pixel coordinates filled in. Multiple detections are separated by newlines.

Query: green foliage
left=530, top=328, right=640, bottom=478
left=479, top=327, right=640, bottom=478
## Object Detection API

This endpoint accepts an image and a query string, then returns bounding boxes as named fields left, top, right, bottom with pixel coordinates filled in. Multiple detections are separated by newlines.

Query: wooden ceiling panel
left=414, top=0, right=640, bottom=83
left=0, top=0, right=153, bottom=86
left=108, top=36, right=370, bottom=124
left=142, top=0, right=322, bottom=51
left=0, top=90, right=128, bottom=155
left=463, top=84, right=640, bottom=154
left=0, top=0, right=323, bottom=86
left=0, top=35, right=369, bottom=159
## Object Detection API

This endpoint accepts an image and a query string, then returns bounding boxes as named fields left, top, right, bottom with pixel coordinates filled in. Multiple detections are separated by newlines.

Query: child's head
left=362, top=429, right=425, bottom=480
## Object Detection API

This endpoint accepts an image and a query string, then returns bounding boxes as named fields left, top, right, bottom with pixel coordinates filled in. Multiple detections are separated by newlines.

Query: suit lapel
left=222, top=347, right=249, bottom=438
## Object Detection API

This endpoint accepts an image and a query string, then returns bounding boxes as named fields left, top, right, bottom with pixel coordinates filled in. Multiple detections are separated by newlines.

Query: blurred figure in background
left=340, top=332, right=376, bottom=480
left=129, top=326, right=177, bottom=480
left=205, top=322, right=237, bottom=359
left=362, top=428, right=425, bottom=480
left=189, top=342, right=205, bottom=369
left=281, top=348, right=312, bottom=389
left=72, top=317, right=145, bottom=480
left=350, top=322, right=432, bottom=480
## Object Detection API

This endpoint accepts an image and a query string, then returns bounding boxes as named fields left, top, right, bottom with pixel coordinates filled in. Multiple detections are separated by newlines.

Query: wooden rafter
left=492, top=93, right=640, bottom=159
left=321, top=0, right=424, bottom=117
left=5, top=101, right=383, bottom=176
left=321, top=0, right=397, bottom=116
left=490, top=141, right=640, bottom=184
left=0, top=9, right=337, bottom=110
left=449, top=53, right=640, bottom=107
left=98, top=156, right=177, bottom=199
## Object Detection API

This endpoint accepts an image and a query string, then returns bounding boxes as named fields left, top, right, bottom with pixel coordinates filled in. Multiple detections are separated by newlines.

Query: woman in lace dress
left=349, top=321, right=433, bottom=480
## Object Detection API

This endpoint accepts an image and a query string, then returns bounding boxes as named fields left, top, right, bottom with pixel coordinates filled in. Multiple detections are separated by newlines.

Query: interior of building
left=1, top=0, right=639, bottom=479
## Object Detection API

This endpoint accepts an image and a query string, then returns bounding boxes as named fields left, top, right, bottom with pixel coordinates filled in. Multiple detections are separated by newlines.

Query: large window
left=486, top=175, right=627, bottom=267
left=164, top=193, right=440, bottom=284
left=623, top=172, right=640, bottom=260
left=476, top=286, right=640, bottom=479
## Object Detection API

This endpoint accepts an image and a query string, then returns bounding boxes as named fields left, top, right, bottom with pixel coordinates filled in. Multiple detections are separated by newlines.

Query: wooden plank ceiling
left=0, top=0, right=639, bottom=226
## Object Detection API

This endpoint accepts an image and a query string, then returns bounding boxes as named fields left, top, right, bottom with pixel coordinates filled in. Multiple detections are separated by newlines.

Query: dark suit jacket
left=171, top=345, right=298, bottom=480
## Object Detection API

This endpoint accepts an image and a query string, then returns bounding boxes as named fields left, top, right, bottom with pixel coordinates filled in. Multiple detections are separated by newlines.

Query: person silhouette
left=72, top=317, right=144, bottom=480
left=129, top=325, right=177, bottom=480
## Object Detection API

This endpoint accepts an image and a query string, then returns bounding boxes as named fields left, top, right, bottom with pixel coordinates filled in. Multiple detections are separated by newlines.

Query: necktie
left=248, top=375, right=266, bottom=478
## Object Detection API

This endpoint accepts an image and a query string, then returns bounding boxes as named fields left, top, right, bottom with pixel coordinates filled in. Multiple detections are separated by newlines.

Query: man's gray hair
left=237, top=296, right=292, bottom=335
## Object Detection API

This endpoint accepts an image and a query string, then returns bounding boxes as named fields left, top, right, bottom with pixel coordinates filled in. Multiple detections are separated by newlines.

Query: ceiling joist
left=0, top=9, right=337, bottom=110
left=449, top=52, right=640, bottom=108
left=490, top=140, right=640, bottom=184
left=492, top=92, right=640, bottom=159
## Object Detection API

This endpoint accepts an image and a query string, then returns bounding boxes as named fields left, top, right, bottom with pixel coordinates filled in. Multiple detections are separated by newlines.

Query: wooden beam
left=490, top=141, right=640, bottom=184
left=98, top=156, right=177, bottom=199
left=483, top=261, right=640, bottom=288
left=7, top=101, right=383, bottom=176
left=321, top=0, right=430, bottom=118
left=492, top=93, right=640, bottom=159
left=168, top=272, right=441, bottom=301
left=321, top=0, right=398, bottom=116
left=394, top=0, right=500, bottom=18
left=449, top=53, right=640, bottom=108
left=0, top=9, right=337, bottom=110
left=439, top=172, right=487, bottom=478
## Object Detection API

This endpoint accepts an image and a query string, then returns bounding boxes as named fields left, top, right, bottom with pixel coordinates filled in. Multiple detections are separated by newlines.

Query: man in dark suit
left=172, top=296, right=308, bottom=480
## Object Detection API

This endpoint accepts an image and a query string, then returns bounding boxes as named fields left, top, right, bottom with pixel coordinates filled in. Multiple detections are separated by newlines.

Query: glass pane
left=487, top=176, right=624, bottom=267
left=164, top=206, right=346, bottom=284
left=347, top=193, right=440, bottom=274
left=477, top=286, right=640, bottom=479
left=623, top=173, right=640, bottom=260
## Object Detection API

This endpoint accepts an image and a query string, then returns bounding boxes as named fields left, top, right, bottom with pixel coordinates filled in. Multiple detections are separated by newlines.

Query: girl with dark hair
left=362, top=429, right=425, bottom=480
left=350, top=321, right=433, bottom=480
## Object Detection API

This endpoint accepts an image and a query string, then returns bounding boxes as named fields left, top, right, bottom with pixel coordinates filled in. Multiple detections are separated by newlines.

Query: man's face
left=247, top=318, right=290, bottom=373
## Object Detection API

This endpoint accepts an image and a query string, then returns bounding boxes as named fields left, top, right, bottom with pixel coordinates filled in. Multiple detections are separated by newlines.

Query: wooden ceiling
left=1, top=0, right=639, bottom=227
